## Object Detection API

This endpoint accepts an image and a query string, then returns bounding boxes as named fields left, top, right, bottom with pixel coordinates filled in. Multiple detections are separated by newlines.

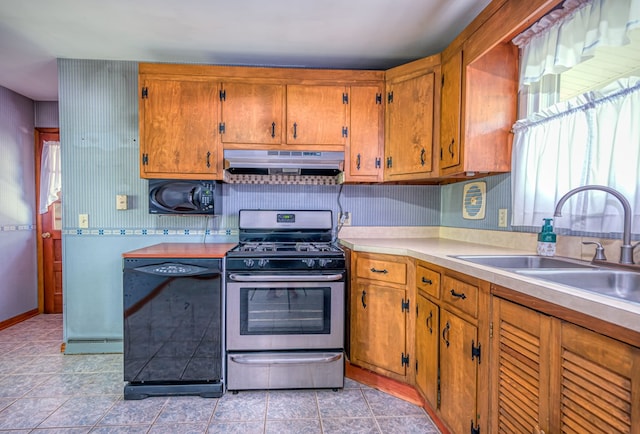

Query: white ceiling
left=0, top=0, right=491, bottom=101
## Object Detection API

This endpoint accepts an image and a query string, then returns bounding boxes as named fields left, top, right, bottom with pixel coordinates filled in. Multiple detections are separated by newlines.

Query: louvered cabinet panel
left=559, top=322, right=640, bottom=434
left=491, top=297, right=553, bottom=434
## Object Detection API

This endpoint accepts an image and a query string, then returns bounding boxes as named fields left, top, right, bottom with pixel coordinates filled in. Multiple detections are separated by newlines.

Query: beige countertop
left=339, top=236, right=640, bottom=335
left=123, top=242, right=237, bottom=258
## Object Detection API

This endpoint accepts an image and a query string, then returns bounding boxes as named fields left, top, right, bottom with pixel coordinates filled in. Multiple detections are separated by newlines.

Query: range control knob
left=243, top=259, right=255, bottom=268
left=258, top=258, right=270, bottom=268
left=302, top=258, right=316, bottom=268
left=319, top=259, right=333, bottom=268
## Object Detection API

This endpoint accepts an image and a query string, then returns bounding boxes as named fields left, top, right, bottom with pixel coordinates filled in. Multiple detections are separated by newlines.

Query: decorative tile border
left=1, top=224, right=35, bottom=232
left=223, top=171, right=340, bottom=185
left=63, top=228, right=239, bottom=236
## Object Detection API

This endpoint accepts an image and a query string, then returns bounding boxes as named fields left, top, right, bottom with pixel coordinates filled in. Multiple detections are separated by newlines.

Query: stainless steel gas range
left=225, top=210, right=346, bottom=391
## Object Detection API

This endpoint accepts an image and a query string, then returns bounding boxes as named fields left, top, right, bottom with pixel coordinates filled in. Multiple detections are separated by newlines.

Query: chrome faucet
left=553, top=185, right=638, bottom=265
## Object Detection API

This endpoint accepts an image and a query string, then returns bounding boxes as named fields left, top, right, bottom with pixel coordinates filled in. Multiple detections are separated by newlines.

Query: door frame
left=34, top=127, right=60, bottom=313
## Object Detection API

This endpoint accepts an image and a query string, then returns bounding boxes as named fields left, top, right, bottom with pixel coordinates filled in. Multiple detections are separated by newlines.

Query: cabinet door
left=440, top=51, right=462, bottom=170
left=385, top=72, right=435, bottom=178
left=557, top=322, right=640, bottom=434
left=353, top=282, right=407, bottom=377
left=491, top=297, right=553, bottom=434
left=219, top=82, right=284, bottom=145
left=440, top=308, right=478, bottom=434
left=416, top=293, right=439, bottom=409
left=139, top=78, right=219, bottom=178
left=346, top=85, right=384, bottom=182
left=286, top=85, right=347, bottom=146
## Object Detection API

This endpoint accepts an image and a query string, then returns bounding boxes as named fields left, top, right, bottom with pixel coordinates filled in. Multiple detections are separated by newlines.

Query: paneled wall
left=0, top=86, right=37, bottom=323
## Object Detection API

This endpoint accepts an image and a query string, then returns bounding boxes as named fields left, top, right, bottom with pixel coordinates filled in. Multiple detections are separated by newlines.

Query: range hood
left=224, top=149, right=344, bottom=176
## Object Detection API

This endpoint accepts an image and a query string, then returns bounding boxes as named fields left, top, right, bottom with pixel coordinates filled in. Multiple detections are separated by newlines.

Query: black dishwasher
left=123, top=257, right=223, bottom=400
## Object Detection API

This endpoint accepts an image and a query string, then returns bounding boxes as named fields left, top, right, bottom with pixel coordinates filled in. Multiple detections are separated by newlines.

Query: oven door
left=226, top=273, right=344, bottom=351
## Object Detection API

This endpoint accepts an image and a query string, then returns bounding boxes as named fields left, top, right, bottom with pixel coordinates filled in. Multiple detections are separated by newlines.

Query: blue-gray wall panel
left=0, top=86, right=37, bottom=322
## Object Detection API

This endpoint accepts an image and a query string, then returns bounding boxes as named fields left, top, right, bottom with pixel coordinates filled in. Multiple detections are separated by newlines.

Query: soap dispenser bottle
left=537, top=218, right=557, bottom=257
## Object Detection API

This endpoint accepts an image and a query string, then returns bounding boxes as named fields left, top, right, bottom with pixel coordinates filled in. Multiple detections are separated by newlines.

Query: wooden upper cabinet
left=286, top=84, right=348, bottom=147
left=439, top=41, right=518, bottom=179
left=440, top=51, right=462, bottom=170
left=384, top=55, right=440, bottom=182
left=139, top=76, right=220, bottom=179
left=385, top=72, right=435, bottom=178
left=219, top=82, right=284, bottom=146
left=345, top=85, right=384, bottom=182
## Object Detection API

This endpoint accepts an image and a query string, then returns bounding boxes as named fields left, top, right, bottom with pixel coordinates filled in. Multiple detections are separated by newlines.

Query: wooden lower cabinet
left=439, top=308, right=479, bottom=434
left=490, top=297, right=553, bottom=434
left=350, top=252, right=415, bottom=383
left=491, top=295, right=640, bottom=434
left=415, top=292, right=439, bottom=409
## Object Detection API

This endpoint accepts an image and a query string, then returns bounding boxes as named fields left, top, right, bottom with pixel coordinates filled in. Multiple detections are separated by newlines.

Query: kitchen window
left=510, top=0, right=640, bottom=235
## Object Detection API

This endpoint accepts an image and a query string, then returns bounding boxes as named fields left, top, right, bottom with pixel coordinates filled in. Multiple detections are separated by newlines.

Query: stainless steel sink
left=515, top=269, right=640, bottom=304
left=451, top=255, right=595, bottom=269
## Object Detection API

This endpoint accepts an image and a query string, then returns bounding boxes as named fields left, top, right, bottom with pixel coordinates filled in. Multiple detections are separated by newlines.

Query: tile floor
left=0, top=314, right=440, bottom=433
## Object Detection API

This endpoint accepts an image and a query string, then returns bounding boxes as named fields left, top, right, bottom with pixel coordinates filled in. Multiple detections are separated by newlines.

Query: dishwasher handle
left=228, top=273, right=343, bottom=282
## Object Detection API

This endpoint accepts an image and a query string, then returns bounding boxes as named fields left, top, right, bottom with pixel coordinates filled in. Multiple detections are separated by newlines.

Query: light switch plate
left=116, top=194, right=128, bottom=210
left=78, top=214, right=89, bottom=229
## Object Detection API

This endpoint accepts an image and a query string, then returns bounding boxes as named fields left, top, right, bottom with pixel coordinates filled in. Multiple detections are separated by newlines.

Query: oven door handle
left=228, top=273, right=343, bottom=282
left=229, top=353, right=342, bottom=365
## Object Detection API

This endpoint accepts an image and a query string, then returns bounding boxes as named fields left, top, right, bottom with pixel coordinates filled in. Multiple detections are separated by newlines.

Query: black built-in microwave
left=148, top=179, right=222, bottom=215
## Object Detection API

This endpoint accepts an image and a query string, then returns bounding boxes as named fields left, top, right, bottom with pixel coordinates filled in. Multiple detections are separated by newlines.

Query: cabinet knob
left=42, top=232, right=51, bottom=239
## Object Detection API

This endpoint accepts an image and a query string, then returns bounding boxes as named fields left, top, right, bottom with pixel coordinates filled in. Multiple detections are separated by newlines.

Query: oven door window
left=240, top=286, right=331, bottom=335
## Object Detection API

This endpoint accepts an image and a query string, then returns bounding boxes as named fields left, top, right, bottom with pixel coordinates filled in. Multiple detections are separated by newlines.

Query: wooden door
left=353, top=282, right=407, bottom=377
left=490, top=297, right=554, bottom=434
left=346, top=85, right=384, bottom=182
left=35, top=129, right=62, bottom=313
left=139, top=77, right=219, bottom=178
left=556, top=322, right=640, bottom=434
left=220, top=82, right=284, bottom=145
left=286, top=85, right=347, bottom=146
left=415, top=292, right=439, bottom=409
left=385, top=72, right=435, bottom=177
left=439, top=308, right=478, bottom=434
left=440, top=50, right=462, bottom=170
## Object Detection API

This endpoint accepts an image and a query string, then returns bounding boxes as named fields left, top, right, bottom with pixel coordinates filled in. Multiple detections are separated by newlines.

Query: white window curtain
left=511, top=78, right=640, bottom=234
left=513, top=0, right=640, bottom=90
left=39, top=140, right=61, bottom=214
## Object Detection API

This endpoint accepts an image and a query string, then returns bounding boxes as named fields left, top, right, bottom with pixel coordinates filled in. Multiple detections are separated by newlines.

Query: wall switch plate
left=78, top=214, right=89, bottom=229
left=498, top=208, right=508, bottom=228
left=116, top=194, right=128, bottom=210
left=340, top=211, right=352, bottom=226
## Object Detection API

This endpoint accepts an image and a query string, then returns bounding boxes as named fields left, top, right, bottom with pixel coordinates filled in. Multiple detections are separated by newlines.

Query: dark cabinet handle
left=426, top=310, right=433, bottom=334
left=448, top=139, right=455, bottom=158
left=271, top=122, right=276, bottom=138
left=442, top=321, right=450, bottom=347
left=420, top=148, right=426, bottom=166
left=293, top=122, right=298, bottom=139
left=422, top=277, right=433, bottom=285
left=370, top=267, right=388, bottom=274
left=206, top=151, right=211, bottom=168
left=361, top=290, right=367, bottom=308
left=450, top=289, right=467, bottom=300
left=356, top=153, right=361, bottom=171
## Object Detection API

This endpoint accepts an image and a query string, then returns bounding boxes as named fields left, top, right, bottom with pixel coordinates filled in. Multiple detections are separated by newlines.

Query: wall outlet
left=340, top=211, right=352, bottom=226
left=78, top=214, right=89, bottom=229
left=498, top=208, right=508, bottom=228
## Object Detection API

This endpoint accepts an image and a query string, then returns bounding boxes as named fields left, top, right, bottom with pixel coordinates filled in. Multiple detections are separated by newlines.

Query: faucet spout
left=553, top=185, right=636, bottom=264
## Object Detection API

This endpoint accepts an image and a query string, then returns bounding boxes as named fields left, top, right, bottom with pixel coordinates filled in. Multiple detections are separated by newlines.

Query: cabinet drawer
left=356, top=257, right=406, bottom=285
left=417, top=265, right=440, bottom=298
left=441, top=275, right=478, bottom=318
